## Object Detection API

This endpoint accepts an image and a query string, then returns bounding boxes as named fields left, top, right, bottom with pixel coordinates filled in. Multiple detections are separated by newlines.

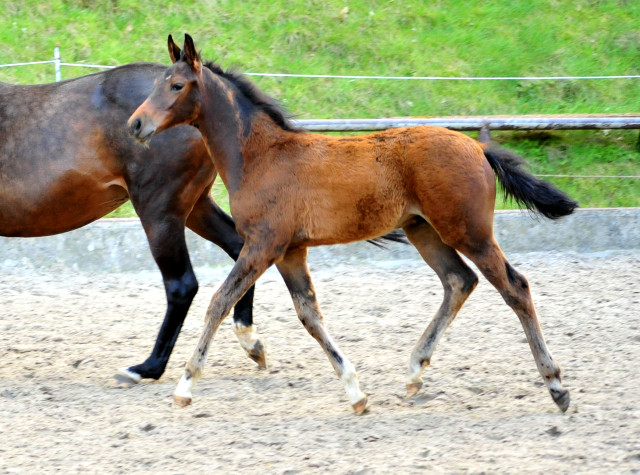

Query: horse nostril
left=132, top=118, right=142, bottom=135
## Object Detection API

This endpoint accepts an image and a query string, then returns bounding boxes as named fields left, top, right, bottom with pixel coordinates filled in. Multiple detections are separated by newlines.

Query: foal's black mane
left=204, top=61, right=300, bottom=133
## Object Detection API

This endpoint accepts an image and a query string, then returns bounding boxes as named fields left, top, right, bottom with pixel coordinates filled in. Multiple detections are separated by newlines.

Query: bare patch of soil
left=1, top=252, right=639, bottom=474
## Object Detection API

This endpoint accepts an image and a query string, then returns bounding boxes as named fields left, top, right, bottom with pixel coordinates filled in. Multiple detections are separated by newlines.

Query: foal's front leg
left=186, top=192, right=266, bottom=368
left=276, top=248, right=368, bottom=414
left=173, top=245, right=275, bottom=407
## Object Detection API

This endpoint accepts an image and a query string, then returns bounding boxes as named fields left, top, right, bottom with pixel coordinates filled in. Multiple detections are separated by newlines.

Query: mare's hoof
left=172, top=395, right=192, bottom=408
left=552, top=389, right=571, bottom=413
left=352, top=397, right=368, bottom=415
left=406, top=382, right=423, bottom=398
left=247, top=338, right=268, bottom=369
left=108, top=368, right=142, bottom=388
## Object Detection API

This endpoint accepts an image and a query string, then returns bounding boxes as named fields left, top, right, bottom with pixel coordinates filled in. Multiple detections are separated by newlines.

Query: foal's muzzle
left=127, top=115, right=157, bottom=145
left=130, top=118, right=143, bottom=136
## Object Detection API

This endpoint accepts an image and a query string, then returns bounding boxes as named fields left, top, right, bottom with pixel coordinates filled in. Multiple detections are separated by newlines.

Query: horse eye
left=171, top=83, right=184, bottom=92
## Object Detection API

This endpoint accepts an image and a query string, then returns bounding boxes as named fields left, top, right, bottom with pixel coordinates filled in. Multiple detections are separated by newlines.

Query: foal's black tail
left=482, top=143, right=578, bottom=220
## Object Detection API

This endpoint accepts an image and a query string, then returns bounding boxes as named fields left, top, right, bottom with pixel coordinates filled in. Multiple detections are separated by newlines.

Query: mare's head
left=128, top=34, right=203, bottom=145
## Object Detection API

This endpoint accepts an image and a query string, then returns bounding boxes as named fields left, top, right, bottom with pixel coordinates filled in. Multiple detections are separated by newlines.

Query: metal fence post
left=478, top=122, right=491, bottom=143
left=54, top=44, right=61, bottom=82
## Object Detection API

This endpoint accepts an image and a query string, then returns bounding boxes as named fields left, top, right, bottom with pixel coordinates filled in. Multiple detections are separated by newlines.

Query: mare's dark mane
left=203, top=61, right=300, bottom=133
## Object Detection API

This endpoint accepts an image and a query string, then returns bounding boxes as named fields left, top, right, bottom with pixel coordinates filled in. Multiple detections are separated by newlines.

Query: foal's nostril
left=132, top=118, right=142, bottom=135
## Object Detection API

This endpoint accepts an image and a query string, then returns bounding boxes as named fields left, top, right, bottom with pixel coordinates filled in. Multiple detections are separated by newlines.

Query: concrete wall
left=1, top=208, right=639, bottom=273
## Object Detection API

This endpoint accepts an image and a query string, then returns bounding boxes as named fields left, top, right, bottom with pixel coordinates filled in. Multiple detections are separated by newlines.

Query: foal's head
left=128, top=34, right=203, bottom=145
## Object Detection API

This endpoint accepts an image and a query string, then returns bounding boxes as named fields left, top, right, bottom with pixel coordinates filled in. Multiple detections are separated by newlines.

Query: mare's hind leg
left=276, top=248, right=368, bottom=414
left=187, top=191, right=266, bottom=368
left=460, top=238, right=570, bottom=412
left=402, top=219, right=479, bottom=397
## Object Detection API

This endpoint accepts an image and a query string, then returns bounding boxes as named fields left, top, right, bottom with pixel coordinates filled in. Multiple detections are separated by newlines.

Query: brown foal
left=129, top=34, right=577, bottom=414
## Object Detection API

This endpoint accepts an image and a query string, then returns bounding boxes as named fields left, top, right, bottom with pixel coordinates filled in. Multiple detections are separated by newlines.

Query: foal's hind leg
left=460, top=238, right=570, bottom=412
left=402, top=219, right=478, bottom=397
left=276, top=248, right=368, bottom=414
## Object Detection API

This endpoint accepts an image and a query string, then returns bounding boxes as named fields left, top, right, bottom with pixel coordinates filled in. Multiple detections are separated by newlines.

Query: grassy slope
left=1, top=0, right=639, bottom=216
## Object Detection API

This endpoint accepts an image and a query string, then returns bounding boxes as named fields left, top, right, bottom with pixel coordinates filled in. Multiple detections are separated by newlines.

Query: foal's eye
left=171, top=83, right=184, bottom=92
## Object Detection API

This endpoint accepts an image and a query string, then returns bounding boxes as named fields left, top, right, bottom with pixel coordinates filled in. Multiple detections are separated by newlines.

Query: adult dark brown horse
left=0, top=62, right=268, bottom=385
left=129, top=34, right=578, bottom=414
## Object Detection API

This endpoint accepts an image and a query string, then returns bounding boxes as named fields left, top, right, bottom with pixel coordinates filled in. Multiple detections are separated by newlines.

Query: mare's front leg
left=276, top=248, right=368, bottom=414
left=110, top=135, right=212, bottom=387
left=187, top=190, right=266, bottom=368
left=173, top=243, right=279, bottom=407
left=113, top=215, right=198, bottom=386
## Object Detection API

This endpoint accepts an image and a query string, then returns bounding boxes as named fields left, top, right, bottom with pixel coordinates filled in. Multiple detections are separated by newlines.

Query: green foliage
left=0, top=0, right=638, bottom=216
left=104, top=201, right=136, bottom=218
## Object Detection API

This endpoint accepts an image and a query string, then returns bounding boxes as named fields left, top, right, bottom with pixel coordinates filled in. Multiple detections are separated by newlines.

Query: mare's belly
left=0, top=171, right=128, bottom=237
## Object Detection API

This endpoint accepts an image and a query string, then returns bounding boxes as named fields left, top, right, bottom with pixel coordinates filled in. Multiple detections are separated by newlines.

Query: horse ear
left=168, top=35, right=182, bottom=64
left=183, top=33, right=202, bottom=73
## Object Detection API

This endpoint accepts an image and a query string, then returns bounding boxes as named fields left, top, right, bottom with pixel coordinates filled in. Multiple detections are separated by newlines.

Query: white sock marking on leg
left=233, top=322, right=261, bottom=351
left=174, top=373, right=193, bottom=399
left=406, top=361, right=425, bottom=385
left=340, top=360, right=366, bottom=405
left=547, top=378, right=563, bottom=393
left=117, top=367, right=142, bottom=383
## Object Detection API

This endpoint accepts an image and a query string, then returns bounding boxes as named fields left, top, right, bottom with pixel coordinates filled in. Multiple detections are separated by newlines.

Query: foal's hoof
left=352, top=397, right=368, bottom=415
left=172, top=395, right=192, bottom=408
left=246, top=338, right=268, bottom=369
left=552, top=389, right=571, bottom=413
left=406, top=382, right=423, bottom=398
left=108, top=368, right=142, bottom=388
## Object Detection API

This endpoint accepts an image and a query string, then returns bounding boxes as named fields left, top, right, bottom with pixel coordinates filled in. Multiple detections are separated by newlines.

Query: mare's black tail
left=483, top=144, right=578, bottom=220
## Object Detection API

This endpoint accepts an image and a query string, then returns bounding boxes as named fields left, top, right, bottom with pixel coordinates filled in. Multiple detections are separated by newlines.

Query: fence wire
left=0, top=60, right=57, bottom=68
left=3, top=51, right=640, bottom=80
left=43, top=61, right=640, bottom=81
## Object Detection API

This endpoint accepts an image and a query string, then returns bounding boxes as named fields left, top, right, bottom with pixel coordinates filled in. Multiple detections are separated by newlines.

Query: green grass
left=1, top=0, right=638, bottom=216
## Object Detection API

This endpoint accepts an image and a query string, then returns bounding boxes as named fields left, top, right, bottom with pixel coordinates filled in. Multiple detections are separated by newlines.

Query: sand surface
left=1, top=251, right=639, bottom=474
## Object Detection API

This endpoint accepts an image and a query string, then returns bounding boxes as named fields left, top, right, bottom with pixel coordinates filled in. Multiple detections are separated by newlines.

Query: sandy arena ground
left=1, top=250, right=639, bottom=474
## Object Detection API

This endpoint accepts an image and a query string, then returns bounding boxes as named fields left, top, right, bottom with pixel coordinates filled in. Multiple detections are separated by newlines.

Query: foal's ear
left=183, top=33, right=202, bottom=73
left=168, top=34, right=182, bottom=64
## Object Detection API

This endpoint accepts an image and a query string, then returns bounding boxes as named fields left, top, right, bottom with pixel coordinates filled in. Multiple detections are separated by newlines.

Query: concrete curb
left=1, top=208, right=639, bottom=273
